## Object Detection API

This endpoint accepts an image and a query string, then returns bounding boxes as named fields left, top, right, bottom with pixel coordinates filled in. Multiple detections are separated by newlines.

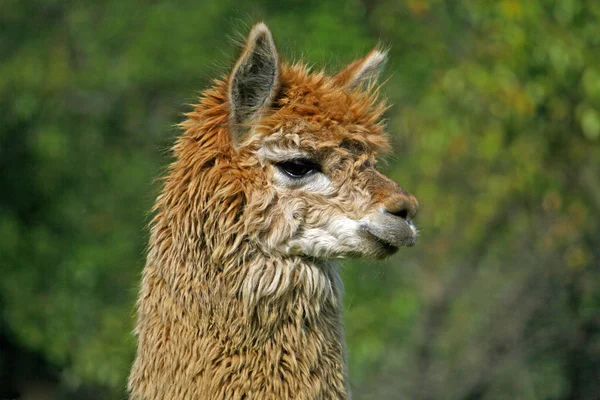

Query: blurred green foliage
left=1, top=1, right=598, bottom=399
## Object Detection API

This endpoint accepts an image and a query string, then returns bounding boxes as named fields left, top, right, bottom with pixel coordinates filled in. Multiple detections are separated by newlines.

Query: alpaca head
left=209, top=23, right=418, bottom=260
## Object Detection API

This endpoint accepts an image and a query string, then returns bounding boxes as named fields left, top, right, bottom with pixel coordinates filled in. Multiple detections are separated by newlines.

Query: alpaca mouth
left=362, top=219, right=418, bottom=253
left=371, top=234, right=400, bottom=254
left=398, top=219, right=418, bottom=247
left=372, top=230, right=417, bottom=249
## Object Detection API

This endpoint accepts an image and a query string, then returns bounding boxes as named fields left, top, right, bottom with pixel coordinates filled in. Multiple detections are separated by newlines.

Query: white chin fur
left=285, top=217, right=365, bottom=258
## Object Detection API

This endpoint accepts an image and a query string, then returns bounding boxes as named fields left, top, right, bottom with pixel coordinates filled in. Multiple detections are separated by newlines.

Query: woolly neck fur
left=128, top=22, right=418, bottom=399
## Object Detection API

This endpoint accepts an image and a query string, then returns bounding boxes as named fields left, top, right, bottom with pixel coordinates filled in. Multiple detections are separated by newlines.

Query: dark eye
left=276, top=159, right=321, bottom=178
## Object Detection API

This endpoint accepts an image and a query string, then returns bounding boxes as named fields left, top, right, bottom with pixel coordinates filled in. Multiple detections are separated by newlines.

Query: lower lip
left=381, top=241, right=399, bottom=253
left=369, top=235, right=400, bottom=253
left=362, top=225, right=416, bottom=249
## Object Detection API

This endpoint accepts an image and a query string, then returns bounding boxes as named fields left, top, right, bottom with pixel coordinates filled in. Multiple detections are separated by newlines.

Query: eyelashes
left=276, top=158, right=321, bottom=179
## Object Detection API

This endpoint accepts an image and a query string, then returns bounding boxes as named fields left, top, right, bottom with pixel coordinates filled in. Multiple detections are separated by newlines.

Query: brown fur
left=129, top=23, right=417, bottom=399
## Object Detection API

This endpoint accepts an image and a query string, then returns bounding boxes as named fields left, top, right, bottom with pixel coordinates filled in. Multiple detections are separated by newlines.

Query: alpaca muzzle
left=362, top=210, right=419, bottom=252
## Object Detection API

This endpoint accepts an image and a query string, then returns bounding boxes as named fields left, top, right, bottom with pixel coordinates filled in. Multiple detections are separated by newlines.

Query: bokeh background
left=2, top=0, right=599, bottom=399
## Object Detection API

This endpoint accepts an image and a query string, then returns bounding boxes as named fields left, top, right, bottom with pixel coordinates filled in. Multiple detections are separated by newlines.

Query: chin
left=328, top=240, right=399, bottom=260
left=363, top=242, right=400, bottom=259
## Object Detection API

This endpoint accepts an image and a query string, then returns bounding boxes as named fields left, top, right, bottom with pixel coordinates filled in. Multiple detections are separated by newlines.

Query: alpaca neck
left=227, top=255, right=350, bottom=398
left=130, top=248, right=350, bottom=399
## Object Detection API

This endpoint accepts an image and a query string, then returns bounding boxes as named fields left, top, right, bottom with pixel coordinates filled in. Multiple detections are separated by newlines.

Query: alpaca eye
left=277, top=159, right=320, bottom=178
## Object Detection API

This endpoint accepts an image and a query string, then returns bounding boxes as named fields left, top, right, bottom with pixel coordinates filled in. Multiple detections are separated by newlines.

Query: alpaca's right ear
left=228, top=23, right=279, bottom=145
left=333, top=49, right=387, bottom=89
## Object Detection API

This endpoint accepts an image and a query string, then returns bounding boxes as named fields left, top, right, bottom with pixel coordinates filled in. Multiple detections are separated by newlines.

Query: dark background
left=1, top=0, right=599, bottom=399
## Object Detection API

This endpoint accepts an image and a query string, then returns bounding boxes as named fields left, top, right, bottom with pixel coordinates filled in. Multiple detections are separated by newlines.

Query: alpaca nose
left=384, top=192, right=418, bottom=221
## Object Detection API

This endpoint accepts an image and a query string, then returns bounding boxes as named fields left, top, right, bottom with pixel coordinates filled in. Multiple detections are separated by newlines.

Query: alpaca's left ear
left=228, top=23, right=279, bottom=145
left=333, top=49, right=387, bottom=89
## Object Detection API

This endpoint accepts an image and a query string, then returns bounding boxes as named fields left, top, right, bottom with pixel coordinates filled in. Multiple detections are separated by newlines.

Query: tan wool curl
left=128, top=23, right=418, bottom=400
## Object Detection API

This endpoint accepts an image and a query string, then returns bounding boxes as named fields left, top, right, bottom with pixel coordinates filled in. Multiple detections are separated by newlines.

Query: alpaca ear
left=228, top=23, right=279, bottom=144
left=333, top=49, right=387, bottom=89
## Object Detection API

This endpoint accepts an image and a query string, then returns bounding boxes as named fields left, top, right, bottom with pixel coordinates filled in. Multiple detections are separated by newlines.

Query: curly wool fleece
left=128, top=22, right=418, bottom=400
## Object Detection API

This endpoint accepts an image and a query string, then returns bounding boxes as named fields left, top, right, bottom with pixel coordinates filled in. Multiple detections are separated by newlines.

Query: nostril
left=384, top=194, right=418, bottom=220
left=388, top=208, right=409, bottom=220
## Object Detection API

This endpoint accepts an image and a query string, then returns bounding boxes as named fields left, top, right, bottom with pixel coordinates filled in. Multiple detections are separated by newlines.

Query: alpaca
left=128, top=23, right=418, bottom=399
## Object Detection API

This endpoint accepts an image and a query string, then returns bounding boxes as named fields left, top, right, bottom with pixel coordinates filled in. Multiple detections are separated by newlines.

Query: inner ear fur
left=333, top=49, right=387, bottom=89
left=228, top=23, right=280, bottom=145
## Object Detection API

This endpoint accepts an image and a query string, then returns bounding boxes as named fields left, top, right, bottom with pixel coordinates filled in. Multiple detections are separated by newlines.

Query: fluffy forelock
left=180, top=61, right=390, bottom=155
left=255, top=63, right=390, bottom=154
